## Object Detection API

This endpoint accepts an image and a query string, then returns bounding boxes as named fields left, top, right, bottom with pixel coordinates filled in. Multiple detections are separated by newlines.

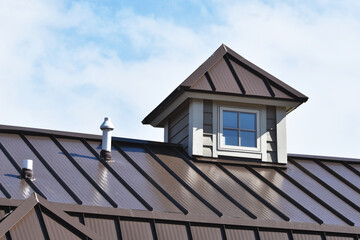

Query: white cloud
left=0, top=0, right=360, bottom=158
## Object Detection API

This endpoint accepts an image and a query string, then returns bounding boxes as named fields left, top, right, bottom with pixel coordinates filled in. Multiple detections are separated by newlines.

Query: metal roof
left=143, top=44, right=308, bottom=125
left=0, top=125, right=359, bottom=239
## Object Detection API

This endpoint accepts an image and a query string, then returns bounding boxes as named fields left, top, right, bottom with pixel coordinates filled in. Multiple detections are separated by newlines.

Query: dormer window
left=143, top=44, right=308, bottom=164
left=219, top=107, right=260, bottom=152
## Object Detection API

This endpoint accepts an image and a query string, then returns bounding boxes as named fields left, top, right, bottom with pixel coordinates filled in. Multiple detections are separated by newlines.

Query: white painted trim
left=260, top=107, right=268, bottom=162
left=151, top=92, right=190, bottom=127
left=212, top=103, right=219, bottom=158
left=276, top=107, right=287, bottom=164
left=212, top=102, right=269, bottom=160
left=190, top=92, right=300, bottom=108
left=216, top=150, right=262, bottom=159
left=218, top=106, right=261, bottom=152
left=164, top=121, right=169, bottom=142
left=148, top=91, right=301, bottom=127
left=188, top=99, right=203, bottom=156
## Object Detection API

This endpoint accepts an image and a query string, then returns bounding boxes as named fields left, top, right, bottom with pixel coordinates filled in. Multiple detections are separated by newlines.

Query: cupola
left=142, top=44, right=308, bottom=164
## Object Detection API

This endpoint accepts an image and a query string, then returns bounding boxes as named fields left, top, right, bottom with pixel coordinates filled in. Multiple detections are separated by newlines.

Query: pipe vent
left=21, top=159, right=34, bottom=181
left=100, top=117, right=115, bottom=161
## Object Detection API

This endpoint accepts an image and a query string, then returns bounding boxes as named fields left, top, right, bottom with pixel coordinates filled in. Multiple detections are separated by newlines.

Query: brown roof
left=0, top=124, right=360, bottom=239
left=143, top=44, right=308, bottom=125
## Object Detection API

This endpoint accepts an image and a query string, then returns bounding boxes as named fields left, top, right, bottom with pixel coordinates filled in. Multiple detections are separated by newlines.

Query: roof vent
left=21, top=159, right=34, bottom=181
left=100, top=117, right=115, bottom=161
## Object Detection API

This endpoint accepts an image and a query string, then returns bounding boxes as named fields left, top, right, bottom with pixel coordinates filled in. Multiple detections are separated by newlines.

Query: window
left=219, top=107, right=260, bottom=151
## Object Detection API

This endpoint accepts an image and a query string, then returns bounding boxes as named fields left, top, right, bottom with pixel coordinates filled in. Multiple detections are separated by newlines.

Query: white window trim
left=218, top=106, right=261, bottom=153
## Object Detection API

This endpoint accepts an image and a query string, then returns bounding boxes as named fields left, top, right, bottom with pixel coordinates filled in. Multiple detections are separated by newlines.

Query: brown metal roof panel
left=87, top=141, right=181, bottom=213
left=349, top=164, right=360, bottom=174
left=230, top=59, right=271, bottom=97
left=121, top=145, right=216, bottom=216
left=324, top=162, right=360, bottom=190
left=0, top=210, right=5, bottom=220
left=296, top=160, right=360, bottom=206
left=225, top=45, right=308, bottom=100
left=120, top=220, right=154, bottom=240
left=194, top=162, right=283, bottom=221
left=258, top=230, right=290, bottom=240
left=57, top=138, right=146, bottom=210
left=191, top=225, right=223, bottom=240
left=181, top=44, right=227, bottom=87
left=190, top=75, right=213, bottom=91
left=150, top=146, right=250, bottom=218
left=0, top=133, right=75, bottom=204
left=42, top=209, right=82, bottom=240
left=225, top=228, right=257, bottom=240
left=0, top=149, right=34, bottom=200
left=285, top=162, right=360, bottom=225
left=255, top=168, right=346, bottom=226
left=326, top=235, right=357, bottom=240
left=155, top=222, right=189, bottom=240
left=9, top=208, right=45, bottom=240
left=208, top=58, right=242, bottom=94
left=292, top=232, right=323, bottom=240
left=27, top=136, right=111, bottom=207
left=223, top=165, right=316, bottom=223
left=270, top=85, right=292, bottom=99
left=84, top=215, right=120, bottom=240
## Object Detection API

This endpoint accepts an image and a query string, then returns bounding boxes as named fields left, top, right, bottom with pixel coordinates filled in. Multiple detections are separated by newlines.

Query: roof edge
left=288, top=153, right=360, bottom=163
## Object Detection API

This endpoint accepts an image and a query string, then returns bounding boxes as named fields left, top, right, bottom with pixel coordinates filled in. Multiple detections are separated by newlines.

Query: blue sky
left=1, top=0, right=360, bottom=158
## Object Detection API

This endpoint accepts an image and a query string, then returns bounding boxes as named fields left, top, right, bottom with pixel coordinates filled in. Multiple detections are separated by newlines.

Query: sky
left=1, top=0, right=360, bottom=158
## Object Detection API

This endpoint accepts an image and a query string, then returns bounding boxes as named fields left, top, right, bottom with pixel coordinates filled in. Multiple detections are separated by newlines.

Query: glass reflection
left=223, top=111, right=238, bottom=128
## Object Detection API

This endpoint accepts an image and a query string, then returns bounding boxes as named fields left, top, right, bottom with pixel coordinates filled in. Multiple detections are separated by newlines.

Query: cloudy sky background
left=1, top=0, right=359, bottom=158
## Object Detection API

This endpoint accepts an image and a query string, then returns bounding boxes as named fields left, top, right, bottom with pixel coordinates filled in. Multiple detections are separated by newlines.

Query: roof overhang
left=142, top=44, right=308, bottom=127
left=143, top=90, right=305, bottom=127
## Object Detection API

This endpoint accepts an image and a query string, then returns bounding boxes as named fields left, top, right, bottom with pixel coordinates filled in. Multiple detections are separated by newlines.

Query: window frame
left=219, top=106, right=261, bottom=152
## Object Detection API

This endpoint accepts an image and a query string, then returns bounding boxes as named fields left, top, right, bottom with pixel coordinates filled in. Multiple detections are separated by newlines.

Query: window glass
left=221, top=108, right=258, bottom=149
left=240, top=113, right=256, bottom=130
left=223, top=129, right=239, bottom=146
left=240, top=131, right=256, bottom=147
left=223, top=111, right=238, bottom=128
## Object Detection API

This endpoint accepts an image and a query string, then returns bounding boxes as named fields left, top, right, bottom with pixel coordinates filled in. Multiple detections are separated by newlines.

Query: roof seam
left=81, top=139, right=154, bottom=211
left=175, top=149, right=257, bottom=219
left=315, top=160, right=360, bottom=195
left=216, top=163, right=290, bottom=222
left=289, top=159, right=360, bottom=213
left=113, top=142, right=189, bottom=215
left=0, top=142, right=47, bottom=200
left=204, top=72, right=216, bottom=92
left=50, top=136, right=118, bottom=208
left=20, top=133, right=83, bottom=205
left=224, top=54, right=246, bottom=94
left=276, top=165, right=354, bottom=226
left=142, top=144, right=223, bottom=217
left=246, top=166, right=324, bottom=225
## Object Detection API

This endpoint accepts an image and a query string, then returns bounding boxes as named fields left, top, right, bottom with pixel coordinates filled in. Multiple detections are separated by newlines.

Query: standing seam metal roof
left=0, top=125, right=359, bottom=239
left=142, top=44, right=308, bottom=125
